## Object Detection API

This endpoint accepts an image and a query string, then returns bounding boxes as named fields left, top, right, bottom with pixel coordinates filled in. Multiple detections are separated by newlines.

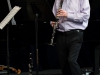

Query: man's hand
left=57, top=9, right=68, bottom=17
left=50, top=21, right=56, bottom=27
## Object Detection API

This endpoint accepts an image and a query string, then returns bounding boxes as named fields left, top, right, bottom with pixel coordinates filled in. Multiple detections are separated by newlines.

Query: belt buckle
left=77, top=30, right=80, bottom=32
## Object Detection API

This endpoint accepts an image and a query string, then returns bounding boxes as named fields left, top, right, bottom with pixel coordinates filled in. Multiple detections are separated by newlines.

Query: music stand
left=0, top=6, right=21, bottom=75
left=30, top=0, right=56, bottom=75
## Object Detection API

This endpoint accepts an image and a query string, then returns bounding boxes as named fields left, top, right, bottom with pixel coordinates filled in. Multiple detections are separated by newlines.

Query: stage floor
left=0, top=68, right=100, bottom=75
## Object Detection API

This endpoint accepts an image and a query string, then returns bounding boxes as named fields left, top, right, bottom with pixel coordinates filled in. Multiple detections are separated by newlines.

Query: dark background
left=0, top=0, right=100, bottom=72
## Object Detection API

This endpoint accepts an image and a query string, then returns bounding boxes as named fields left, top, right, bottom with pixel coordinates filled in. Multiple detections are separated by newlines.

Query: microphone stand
left=35, top=13, right=39, bottom=75
left=31, top=3, right=41, bottom=75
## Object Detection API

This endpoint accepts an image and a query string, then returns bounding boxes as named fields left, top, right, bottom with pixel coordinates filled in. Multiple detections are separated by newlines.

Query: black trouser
left=56, top=30, right=83, bottom=75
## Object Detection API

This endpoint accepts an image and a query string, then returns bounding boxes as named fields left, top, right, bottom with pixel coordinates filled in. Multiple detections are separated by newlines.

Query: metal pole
left=7, top=0, right=16, bottom=25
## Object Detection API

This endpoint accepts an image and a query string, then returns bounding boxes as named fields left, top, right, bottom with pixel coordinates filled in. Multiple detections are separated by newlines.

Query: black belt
left=68, top=29, right=83, bottom=32
left=57, top=29, right=83, bottom=35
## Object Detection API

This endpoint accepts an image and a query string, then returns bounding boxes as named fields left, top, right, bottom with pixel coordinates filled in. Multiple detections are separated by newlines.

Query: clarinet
left=49, top=0, right=63, bottom=45
left=28, top=53, right=33, bottom=75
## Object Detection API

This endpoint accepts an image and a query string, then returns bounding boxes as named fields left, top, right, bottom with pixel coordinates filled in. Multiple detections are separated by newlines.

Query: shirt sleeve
left=52, top=0, right=57, bottom=17
left=66, top=0, right=90, bottom=23
left=50, top=1, right=57, bottom=24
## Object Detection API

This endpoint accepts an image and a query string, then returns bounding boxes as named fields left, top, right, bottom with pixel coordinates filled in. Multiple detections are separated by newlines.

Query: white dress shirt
left=52, top=0, right=90, bottom=32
